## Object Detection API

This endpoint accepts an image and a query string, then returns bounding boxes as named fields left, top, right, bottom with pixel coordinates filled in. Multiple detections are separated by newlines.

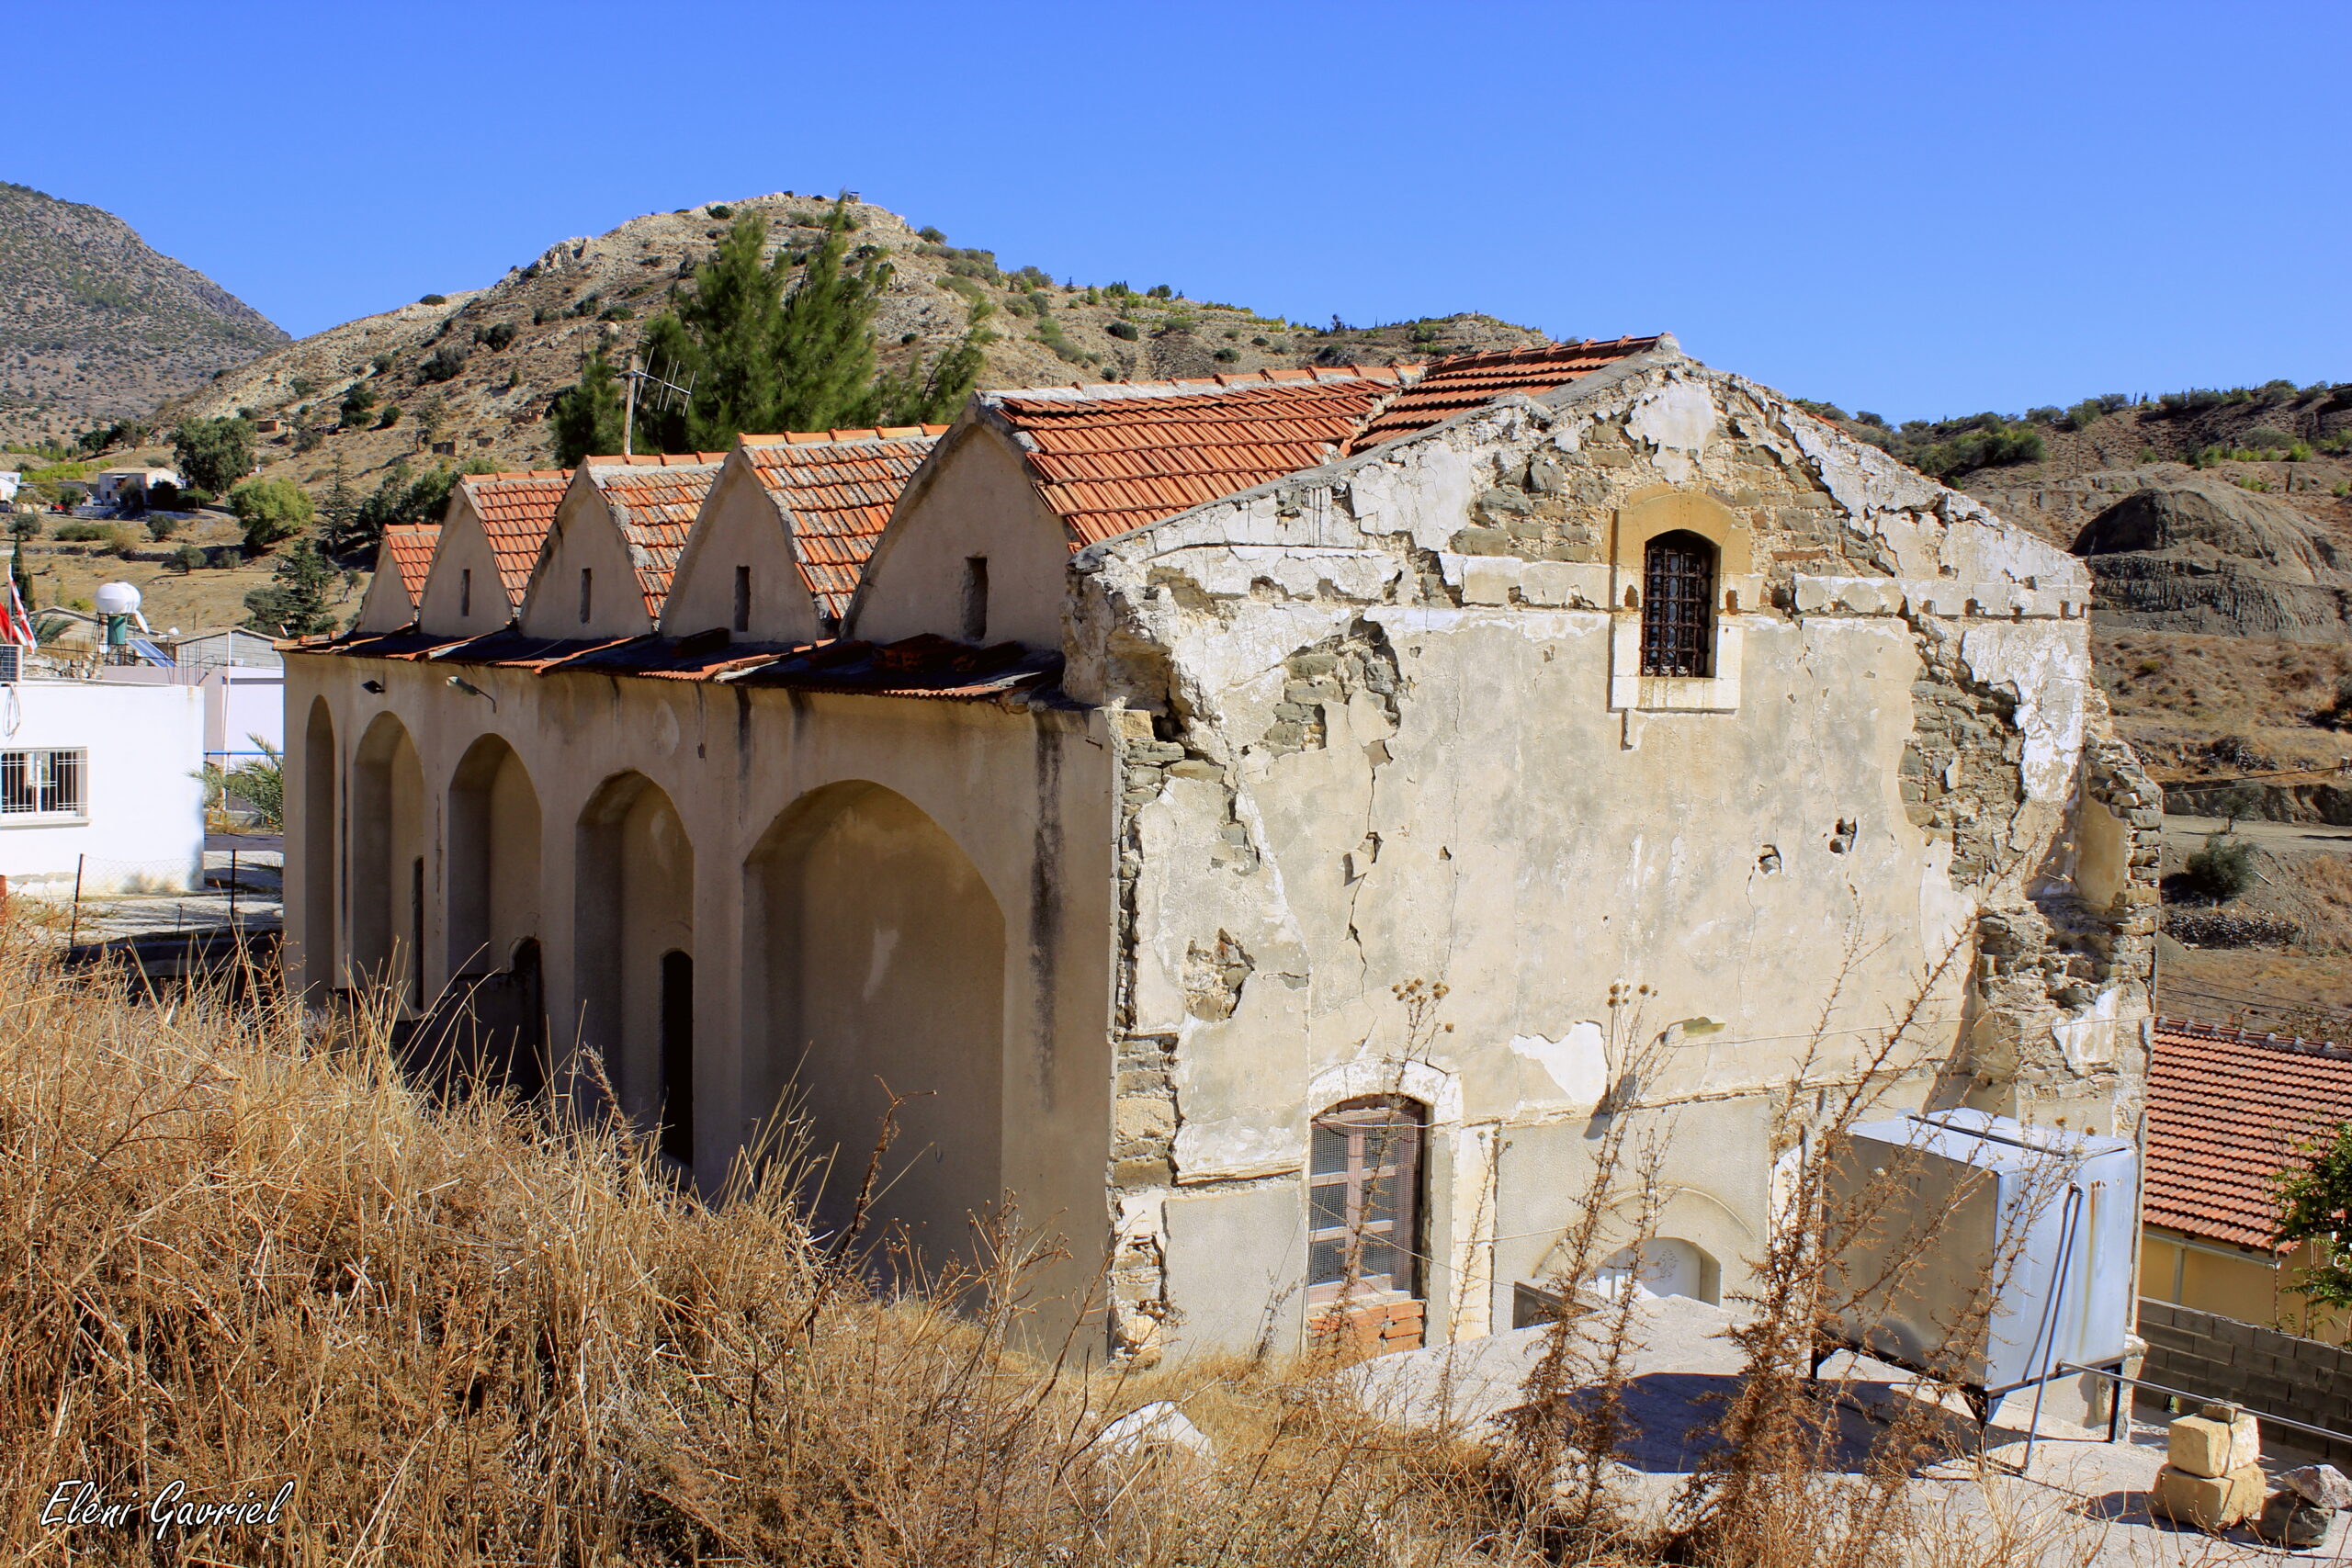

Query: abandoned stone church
left=285, top=336, right=2157, bottom=1359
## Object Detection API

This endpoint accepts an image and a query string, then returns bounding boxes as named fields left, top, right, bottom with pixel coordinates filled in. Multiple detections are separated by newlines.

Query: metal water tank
left=1826, top=1110, right=2136, bottom=1394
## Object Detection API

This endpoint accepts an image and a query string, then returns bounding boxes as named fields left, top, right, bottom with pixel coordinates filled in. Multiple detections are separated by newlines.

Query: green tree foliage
left=350, top=460, right=465, bottom=551
left=548, top=351, right=627, bottom=467
left=227, top=478, right=316, bottom=552
left=2180, top=830, right=2256, bottom=901
left=2275, top=1123, right=2352, bottom=1310
left=167, top=543, right=207, bottom=574
left=173, top=416, right=256, bottom=493
left=340, top=383, right=378, bottom=427
left=607, top=199, right=985, bottom=456
left=243, top=536, right=338, bottom=637
left=319, top=455, right=361, bottom=554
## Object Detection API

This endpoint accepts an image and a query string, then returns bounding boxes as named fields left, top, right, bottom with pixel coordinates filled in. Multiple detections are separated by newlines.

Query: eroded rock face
left=2072, top=475, right=2352, bottom=640
left=1066, top=350, right=2155, bottom=1358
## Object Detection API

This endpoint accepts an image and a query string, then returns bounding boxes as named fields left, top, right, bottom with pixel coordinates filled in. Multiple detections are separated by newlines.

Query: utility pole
left=621, top=352, right=639, bottom=457
left=617, top=354, right=693, bottom=459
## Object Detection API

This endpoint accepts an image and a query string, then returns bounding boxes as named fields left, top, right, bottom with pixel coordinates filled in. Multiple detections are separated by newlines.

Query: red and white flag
left=3, top=549, right=35, bottom=648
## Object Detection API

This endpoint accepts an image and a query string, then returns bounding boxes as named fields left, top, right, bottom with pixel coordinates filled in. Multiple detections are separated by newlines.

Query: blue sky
left=11, top=1, right=2346, bottom=422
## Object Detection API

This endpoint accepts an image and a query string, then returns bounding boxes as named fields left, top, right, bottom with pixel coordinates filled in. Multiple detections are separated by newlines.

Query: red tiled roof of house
left=2144, top=1017, right=2352, bottom=1250
left=584, top=456, right=727, bottom=616
left=1345, top=337, right=1667, bottom=454
left=379, top=524, right=439, bottom=603
left=456, top=470, right=571, bottom=606
left=741, top=425, right=949, bottom=621
left=986, top=367, right=1408, bottom=548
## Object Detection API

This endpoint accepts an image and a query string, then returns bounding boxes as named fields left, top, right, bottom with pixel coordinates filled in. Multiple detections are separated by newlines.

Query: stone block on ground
left=2150, top=1461, right=2265, bottom=1531
left=2166, top=1405, right=2259, bottom=1477
left=2281, top=1462, right=2352, bottom=1510
left=2256, top=1489, right=2333, bottom=1550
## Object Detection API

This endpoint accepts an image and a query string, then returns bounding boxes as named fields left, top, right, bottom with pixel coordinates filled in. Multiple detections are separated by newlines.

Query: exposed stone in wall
left=1901, top=631, right=2028, bottom=886
left=1259, top=619, right=1400, bottom=757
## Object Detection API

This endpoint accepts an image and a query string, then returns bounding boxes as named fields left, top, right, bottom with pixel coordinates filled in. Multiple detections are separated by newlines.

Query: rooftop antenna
left=618, top=351, right=694, bottom=457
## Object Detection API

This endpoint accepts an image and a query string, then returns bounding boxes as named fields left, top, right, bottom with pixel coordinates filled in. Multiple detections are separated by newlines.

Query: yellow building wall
left=2141, top=1226, right=2349, bottom=1344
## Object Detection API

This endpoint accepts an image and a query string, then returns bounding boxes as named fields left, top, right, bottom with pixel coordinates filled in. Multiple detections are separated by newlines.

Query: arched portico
left=299, top=697, right=336, bottom=1000
left=576, top=773, right=695, bottom=1153
left=745, top=780, right=1007, bottom=1264
left=350, top=711, right=426, bottom=1008
left=447, top=734, right=542, bottom=978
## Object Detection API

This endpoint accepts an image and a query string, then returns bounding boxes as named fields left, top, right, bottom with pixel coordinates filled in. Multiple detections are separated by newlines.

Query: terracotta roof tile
left=379, top=525, right=439, bottom=602
left=583, top=457, right=726, bottom=616
left=2144, top=1017, right=2352, bottom=1250
left=740, top=426, right=949, bottom=621
left=1345, top=337, right=1665, bottom=454
left=456, top=469, right=571, bottom=607
left=986, top=367, right=1406, bottom=548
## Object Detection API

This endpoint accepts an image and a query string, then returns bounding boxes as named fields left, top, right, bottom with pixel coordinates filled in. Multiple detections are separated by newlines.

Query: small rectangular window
left=459, top=568, right=471, bottom=616
left=1305, top=1099, right=1421, bottom=1305
left=0, top=749, right=85, bottom=818
left=578, top=567, right=594, bottom=625
left=960, top=556, right=989, bottom=643
left=733, top=565, right=752, bottom=634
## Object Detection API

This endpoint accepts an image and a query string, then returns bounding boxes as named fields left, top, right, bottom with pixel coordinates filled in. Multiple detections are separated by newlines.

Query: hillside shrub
left=173, top=415, right=257, bottom=494
left=2181, top=832, right=2256, bottom=901
left=473, top=321, right=517, bottom=350
left=1107, top=321, right=1139, bottom=341
left=707, top=203, right=732, bottom=219
left=376, top=406, right=401, bottom=429
left=339, top=384, right=377, bottom=425
left=417, top=343, right=469, bottom=384
left=227, top=477, right=316, bottom=551
left=916, top=224, right=944, bottom=243
left=418, top=292, right=447, bottom=305
left=168, top=542, right=206, bottom=573
left=1148, top=284, right=1173, bottom=299
left=2245, top=425, right=2293, bottom=450
left=1214, top=347, right=1239, bottom=362
left=145, top=513, right=179, bottom=541
left=51, top=521, right=107, bottom=541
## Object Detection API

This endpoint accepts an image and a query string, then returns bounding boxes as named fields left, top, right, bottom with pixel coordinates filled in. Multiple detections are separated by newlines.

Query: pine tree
left=766, top=199, right=886, bottom=434
left=548, top=351, right=627, bottom=467
left=243, top=536, right=339, bottom=637
left=320, top=454, right=361, bottom=556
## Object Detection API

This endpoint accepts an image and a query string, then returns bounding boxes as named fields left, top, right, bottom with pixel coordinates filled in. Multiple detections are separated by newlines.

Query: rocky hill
left=156, top=191, right=1547, bottom=491
left=0, top=184, right=288, bottom=449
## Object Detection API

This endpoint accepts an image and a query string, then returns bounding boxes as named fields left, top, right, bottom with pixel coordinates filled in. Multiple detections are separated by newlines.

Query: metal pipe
left=2059, top=1362, right=2352, bottom=1449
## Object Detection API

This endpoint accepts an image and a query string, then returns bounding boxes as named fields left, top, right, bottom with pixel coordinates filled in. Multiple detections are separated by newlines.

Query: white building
left=0, top=675, right=206, bottom=894
left=87, top=468, right=182, bottom=506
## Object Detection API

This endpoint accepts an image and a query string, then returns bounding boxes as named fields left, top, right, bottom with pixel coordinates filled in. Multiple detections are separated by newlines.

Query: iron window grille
left=1306, top=1096, right=1423, bottom=1305
left=0, top=749, right=85, bottom=817
left=1641, top=531, right=1716, bottom=678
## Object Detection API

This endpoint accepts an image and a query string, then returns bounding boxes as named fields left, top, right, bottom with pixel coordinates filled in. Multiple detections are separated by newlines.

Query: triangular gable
left=518, top=455, right=721, bottom=639
left=356, top=524, right=438, bottom=632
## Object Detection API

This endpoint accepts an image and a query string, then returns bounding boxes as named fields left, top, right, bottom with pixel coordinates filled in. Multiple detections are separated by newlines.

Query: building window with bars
left=0, top=749, right=86, bottom=818
left=1640, top=530, right=1716, bottom=678
left=1306, top=1097, right=1423, bottom=1305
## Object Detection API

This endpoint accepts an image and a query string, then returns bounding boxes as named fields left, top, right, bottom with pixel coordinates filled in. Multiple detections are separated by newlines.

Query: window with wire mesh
left=1306, top=1097, right=1423, bottom=1305
left=1641, top=530, right=1716, bottom=677
left=0, top=749, right=85, bottom=817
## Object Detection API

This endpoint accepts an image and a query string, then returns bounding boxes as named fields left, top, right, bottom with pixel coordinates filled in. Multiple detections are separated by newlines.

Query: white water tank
left=94, top=581, right=141, bottom=617
left=1827, top=1110, right=2136, bottom=1393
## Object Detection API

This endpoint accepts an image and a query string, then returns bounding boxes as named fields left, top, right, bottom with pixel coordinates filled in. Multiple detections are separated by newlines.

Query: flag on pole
left=3, top=545, right=35, bottom=648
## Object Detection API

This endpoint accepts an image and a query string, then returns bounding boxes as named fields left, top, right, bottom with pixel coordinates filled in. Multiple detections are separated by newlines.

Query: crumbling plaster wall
left=1067, top=353, right=2156, bottom=1359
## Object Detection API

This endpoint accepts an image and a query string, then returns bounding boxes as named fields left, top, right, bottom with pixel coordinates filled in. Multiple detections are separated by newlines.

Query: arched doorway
left=745, top=781, right=1006, bottom=1263
left=350, top=712, right=426, bottom=1010
left=575, top=773, right=695, bottom=1154
left=299, top=697, right=335, bottom=1000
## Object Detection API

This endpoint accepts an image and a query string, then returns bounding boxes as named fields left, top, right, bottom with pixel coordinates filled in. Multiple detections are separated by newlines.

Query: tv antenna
left=619, top=351, right=694, bottom=456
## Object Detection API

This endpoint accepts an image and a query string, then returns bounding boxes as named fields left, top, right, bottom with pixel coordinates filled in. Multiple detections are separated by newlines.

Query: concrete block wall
left=2137, top=1298, right=2352, bottom=1465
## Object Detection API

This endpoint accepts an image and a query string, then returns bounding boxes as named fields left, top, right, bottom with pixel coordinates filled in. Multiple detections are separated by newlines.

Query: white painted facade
left=0, top=677, right=206, bottom=892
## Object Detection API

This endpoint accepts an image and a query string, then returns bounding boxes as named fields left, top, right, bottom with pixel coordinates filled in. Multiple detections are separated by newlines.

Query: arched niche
left=299, top=696, right=336, bottom=1000
left=350, top=711, right=426, bottom=1010
left=744, top=780, right=1006, bottom=1264
left=575, top=773, right=695, bottom=1154
left=447, top=734, right=542, bottom=978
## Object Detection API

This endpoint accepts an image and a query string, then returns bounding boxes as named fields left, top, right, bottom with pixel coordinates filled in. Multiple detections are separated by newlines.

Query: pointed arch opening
left=745, top=781, right=1005, bottom=1264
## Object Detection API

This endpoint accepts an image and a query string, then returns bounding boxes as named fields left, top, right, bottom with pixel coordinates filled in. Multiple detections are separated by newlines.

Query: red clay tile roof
left=740, top=425, right=949, bottom=621
left=456, top=470, right=571, bottom=607
left=986, top=367, right=1408, bottom=548
left=379, top=525, right=439, bottom=603
left=2144, top=1017, right=2352, bottom=1250
left=1345, top=337, right=1667, bottom=454
left=583, top=455, right=727, bottom=616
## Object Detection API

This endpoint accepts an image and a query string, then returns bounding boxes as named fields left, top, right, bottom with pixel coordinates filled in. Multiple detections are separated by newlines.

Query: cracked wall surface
left=1065, top=350, right=2154, bottom=1359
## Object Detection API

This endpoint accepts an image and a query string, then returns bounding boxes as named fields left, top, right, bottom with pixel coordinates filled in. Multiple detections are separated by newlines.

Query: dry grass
left=0, top=928, right=2113, bottom=1567
left=2095, top=628, right=2352, bottom=776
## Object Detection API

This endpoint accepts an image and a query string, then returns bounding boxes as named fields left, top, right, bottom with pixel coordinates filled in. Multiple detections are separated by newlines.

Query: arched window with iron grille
left=1641, top=530, right=1716, bottom=678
